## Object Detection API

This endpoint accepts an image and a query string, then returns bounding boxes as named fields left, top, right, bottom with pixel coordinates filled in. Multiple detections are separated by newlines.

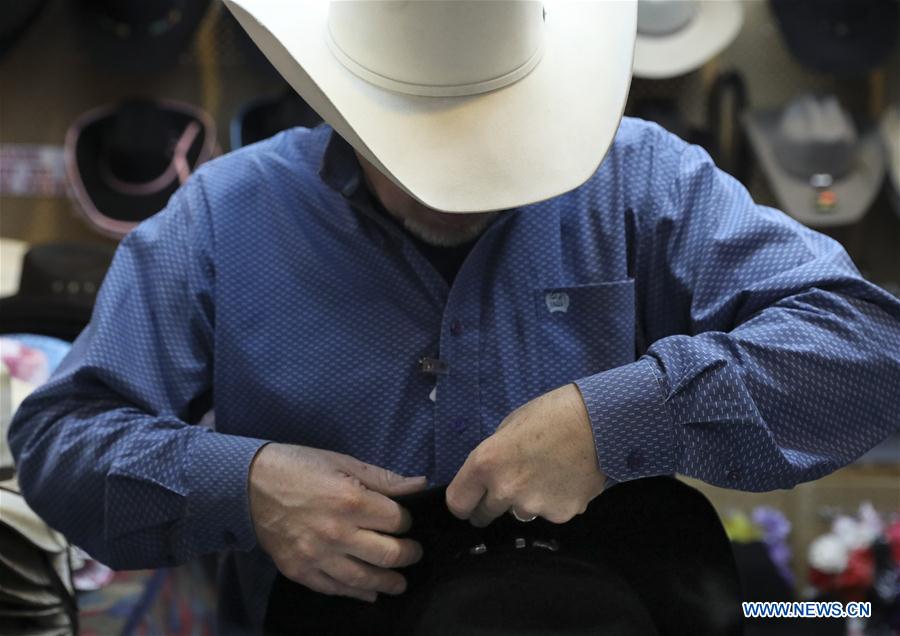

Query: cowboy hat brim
left=0, top=0, right=48, bottom=60
left=0, top=295, right=94, bottom=342
left=65, top=100, right=217, bottom=239
left=224, top=0, right=637, bottom=214
left=743, top=109, right=885, bottom=228
left=633, top=0, right=743, bottom=80
left=880, top=106, right=900, bottom=218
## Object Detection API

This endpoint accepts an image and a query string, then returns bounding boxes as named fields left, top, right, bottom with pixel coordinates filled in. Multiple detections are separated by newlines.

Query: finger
left=345, top=528, right=423, bottom=569
left=469, top=490, right=513, bottom=528
left=445, top=455, right=487, bottom=520
left=322, top=555, right=408, bottom=596
left=468, top=492, right=492, bottom=528
left=350, top=490, right=415, bottom=535
left=305, top=569, right=378, bottom=603
left=341, top=458, right=428, bottom=497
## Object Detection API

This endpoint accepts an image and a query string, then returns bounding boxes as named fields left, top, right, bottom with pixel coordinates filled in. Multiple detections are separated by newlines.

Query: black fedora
left=770, top=0, right=899, bottom=77
left=230, top=88, right=322, bottom=151
left=72, top=0, right=211, bottom=74
left=65, top=98, right=216, bottom=239
left=0, top=243, right=115, bottom=342
left=265, top=477, right=744, bottom=635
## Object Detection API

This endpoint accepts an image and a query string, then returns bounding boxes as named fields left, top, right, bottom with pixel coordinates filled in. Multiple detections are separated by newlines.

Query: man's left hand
left=446, top=384, right=606, bottom=527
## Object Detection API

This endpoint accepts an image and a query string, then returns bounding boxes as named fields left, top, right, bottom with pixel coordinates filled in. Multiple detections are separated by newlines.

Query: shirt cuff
left=574, top=358, right=675, bottom=483
left=185, top=430, right=270, bottom=554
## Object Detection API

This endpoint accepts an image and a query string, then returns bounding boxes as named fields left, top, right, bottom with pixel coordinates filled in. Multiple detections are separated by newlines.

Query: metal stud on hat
left=810, top=173, right=838, bottom=214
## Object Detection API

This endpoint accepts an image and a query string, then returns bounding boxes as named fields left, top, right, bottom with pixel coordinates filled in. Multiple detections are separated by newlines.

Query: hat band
left=325, top=28, right=545, bottom=98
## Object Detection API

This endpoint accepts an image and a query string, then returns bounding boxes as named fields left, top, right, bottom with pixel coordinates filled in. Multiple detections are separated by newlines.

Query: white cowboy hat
left=224, top=0, right=637, bottom=214
left=633, top=0, right=743, bottom=79
left=743, top=94, right=885, bottom=228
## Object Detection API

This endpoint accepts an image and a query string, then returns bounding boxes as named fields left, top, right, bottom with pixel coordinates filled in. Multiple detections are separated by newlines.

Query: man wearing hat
left=9, top=2, right=900, bottom=634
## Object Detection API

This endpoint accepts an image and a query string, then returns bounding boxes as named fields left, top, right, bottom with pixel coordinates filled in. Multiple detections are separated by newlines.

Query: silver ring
left=510, top=508, right=538, bottom=523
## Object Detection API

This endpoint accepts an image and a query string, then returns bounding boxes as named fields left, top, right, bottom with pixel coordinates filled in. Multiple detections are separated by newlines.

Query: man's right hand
left=248, top=443, right=428, bottom=603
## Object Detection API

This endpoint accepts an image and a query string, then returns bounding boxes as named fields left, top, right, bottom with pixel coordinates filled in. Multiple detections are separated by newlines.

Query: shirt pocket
left=532, top=279, right=637, bottom=393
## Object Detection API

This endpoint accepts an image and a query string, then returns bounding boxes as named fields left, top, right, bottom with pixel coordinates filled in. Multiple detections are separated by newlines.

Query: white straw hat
left=633, top=0, right=743, bottom=79
left=224, top=0, right=637, bottom=213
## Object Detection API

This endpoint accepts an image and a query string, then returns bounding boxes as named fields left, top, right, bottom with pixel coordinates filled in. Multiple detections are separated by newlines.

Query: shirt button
left=626, top=449, right=644, bottom=471
left=224, top=530, right=236, bottom=546
left=450, top=319, right=464, bottom=336
left=726, top=467, right=741, bottom=483
left=454, top=419, right=467, bottom=433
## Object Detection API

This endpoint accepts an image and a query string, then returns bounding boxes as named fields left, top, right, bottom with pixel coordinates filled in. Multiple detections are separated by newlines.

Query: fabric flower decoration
left=0, top=338, right=49, bottom=385
left=753, top=506, right=794, bottom=587
left=809, top=534, right=849, bottom=574
left=858, top=502, right=885, bottom=539
left=724, top=510, right=762, bottom=543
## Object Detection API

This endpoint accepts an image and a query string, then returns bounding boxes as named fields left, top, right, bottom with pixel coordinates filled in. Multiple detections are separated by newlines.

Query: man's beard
left=399, top=212, right=499, bottom=247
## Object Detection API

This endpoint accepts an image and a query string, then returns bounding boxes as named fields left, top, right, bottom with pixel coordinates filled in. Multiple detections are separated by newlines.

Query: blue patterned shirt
left=9, top=118, right=900, bottom=634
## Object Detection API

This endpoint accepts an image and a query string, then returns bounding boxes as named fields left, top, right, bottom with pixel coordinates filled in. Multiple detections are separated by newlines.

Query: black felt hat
left=0, top=243, right=115, bottom=342
left=0, top=0, right=48, bottom=59
left=72, top=0, right=211, bottom=74
left=265, top=476, right=744, bottom=636
left=230, top=88, right=322, bottom=150
left=65, top=98, right=216, bottom=239
left=770, top=0, right=899, bottom=76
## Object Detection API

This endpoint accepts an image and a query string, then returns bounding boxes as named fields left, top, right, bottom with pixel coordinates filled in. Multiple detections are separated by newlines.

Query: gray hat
left=743, top=94, right=885, bottom=228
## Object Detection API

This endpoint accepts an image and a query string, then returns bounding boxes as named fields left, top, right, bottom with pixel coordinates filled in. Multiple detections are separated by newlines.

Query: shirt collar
left=316, top=128, right=411, bottom=245
left=318, top=129, right=363, bottom=198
